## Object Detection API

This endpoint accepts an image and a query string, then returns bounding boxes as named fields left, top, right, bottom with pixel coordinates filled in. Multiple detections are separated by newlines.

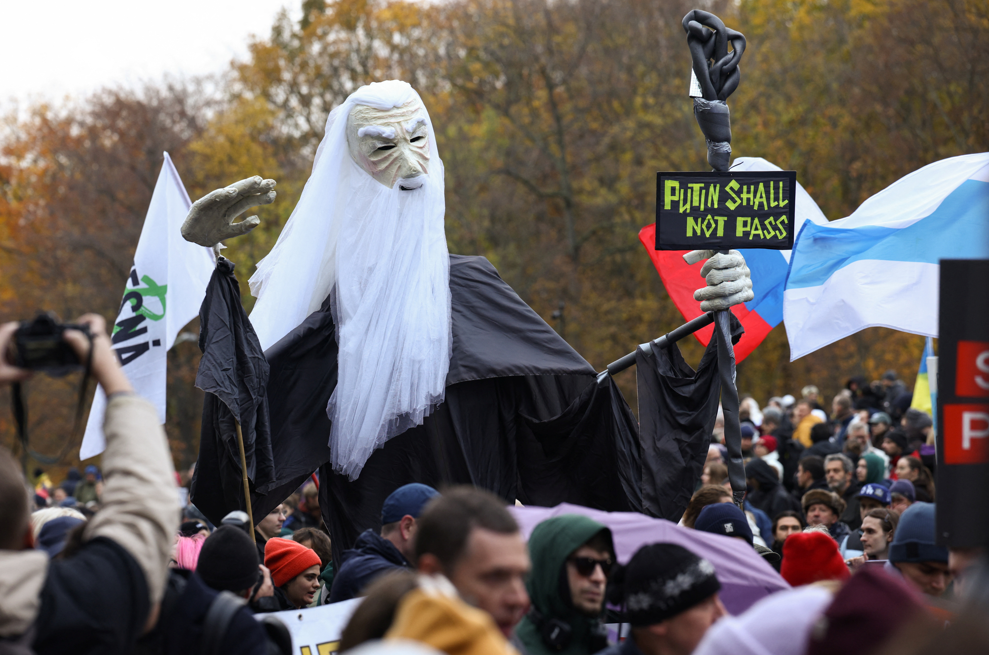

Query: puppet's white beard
left=327, top=168, right=451, bottom=480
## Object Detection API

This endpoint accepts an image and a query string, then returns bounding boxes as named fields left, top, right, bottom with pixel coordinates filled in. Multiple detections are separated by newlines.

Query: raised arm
left=62, top=315, right=178, bottom=607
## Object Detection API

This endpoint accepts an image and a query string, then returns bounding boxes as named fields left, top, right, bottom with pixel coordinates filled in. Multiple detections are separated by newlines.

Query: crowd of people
left=1, top=316, right=987, bottom=655
left=693, top=380, right=940, bottom=577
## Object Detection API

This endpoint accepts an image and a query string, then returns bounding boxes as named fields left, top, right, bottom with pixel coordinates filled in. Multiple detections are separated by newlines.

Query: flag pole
left=601, top=311, right=716, bottom=377
left=682, top=9, right=748, bottom=509
left=713, top=274, right=746, bottom=510
left=235, top=419, right=256, bottom=544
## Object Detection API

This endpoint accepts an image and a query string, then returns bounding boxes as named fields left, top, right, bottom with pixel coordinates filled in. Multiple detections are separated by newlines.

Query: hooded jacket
left=859, top=453, right=885, bottom=485
left=0, top=395, right=178, bottom=655
left=515, top=515, right=613, bottom=655
left=328, top=529, right=409, bottom=603
left=745, top=459, right=801, bottom=520
left=387, top=585, right=517, bottom=655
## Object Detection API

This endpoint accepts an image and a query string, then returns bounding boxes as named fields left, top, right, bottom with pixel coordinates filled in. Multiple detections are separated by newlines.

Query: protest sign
left=655, top=171, right=796, bottom=251
left=260, top=599, right=360, bottom=655
left=936, top=259, right=989, bottom=547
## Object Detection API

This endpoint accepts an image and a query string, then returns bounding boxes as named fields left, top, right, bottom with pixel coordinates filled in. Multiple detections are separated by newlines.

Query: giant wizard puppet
left=184, top=81, right=755, bottom=556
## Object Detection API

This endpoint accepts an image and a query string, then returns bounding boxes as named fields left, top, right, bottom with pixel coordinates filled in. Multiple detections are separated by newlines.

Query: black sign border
left=655, top=170, right=798, bottom=251
left=936, top=259, right=989, bottom=548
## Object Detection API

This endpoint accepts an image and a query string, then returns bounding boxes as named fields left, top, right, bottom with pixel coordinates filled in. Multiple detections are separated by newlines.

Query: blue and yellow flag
left=911, top=337, right=936, bottom=416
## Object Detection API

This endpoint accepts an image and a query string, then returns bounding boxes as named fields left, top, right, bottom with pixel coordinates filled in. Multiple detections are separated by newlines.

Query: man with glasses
left=515, top=515, right=615, bottom=655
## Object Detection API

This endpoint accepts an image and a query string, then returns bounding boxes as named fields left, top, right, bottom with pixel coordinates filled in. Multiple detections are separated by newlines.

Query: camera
left=10, top=313, right=90, bottom=375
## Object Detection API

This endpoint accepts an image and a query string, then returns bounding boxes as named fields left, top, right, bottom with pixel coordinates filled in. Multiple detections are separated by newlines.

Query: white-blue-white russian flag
left=783, top=153, right=989, bottom=360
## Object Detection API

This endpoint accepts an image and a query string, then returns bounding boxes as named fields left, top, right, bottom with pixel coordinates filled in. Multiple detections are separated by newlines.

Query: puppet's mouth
left=398, top=175, right=425, bottom=191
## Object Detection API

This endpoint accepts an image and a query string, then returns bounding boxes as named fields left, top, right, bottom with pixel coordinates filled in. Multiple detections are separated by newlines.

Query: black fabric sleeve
left=33, top=537, right=150, bottom=655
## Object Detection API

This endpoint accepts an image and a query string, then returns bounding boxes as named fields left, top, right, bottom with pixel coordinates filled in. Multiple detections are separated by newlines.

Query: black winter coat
left=800, top=440, right=840, bottom=461
left=745, top=459, right=803, bottom=521
left=328, top=529, right=409, bottom=603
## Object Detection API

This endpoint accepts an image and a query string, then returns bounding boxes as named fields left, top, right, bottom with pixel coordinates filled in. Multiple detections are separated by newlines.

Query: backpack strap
left=200, top=591, right=247, bottom=655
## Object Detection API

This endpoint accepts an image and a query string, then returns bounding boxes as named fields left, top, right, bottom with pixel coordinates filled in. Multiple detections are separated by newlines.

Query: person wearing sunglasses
left=515, top=515, right=615, bottom=655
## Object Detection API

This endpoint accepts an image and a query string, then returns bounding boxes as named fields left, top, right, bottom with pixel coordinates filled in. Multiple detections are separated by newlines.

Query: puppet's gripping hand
left=181, top=176, right=277, bottom=248
left=683, top=250, right=754, bottom=312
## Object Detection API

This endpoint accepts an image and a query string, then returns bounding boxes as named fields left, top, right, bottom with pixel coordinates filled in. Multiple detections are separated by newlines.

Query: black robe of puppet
left=191, top=254, right=733, bottom=563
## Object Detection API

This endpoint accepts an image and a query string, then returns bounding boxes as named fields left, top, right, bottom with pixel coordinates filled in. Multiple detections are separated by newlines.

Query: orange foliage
left=1, top=0, right=985, bottom=481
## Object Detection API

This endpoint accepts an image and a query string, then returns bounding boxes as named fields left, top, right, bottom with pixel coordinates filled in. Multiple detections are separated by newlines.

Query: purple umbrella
left=509, top=503, right=789, bottom=615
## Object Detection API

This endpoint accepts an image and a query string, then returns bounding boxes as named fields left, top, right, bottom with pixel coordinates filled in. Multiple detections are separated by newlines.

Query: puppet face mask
left=346, top=101, right=431, bottom=190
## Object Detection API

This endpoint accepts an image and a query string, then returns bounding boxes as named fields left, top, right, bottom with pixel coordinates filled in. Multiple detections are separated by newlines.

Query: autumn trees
left=0, top=82, right=214, bottom=471
left=1, top=0, right=986, bottom=472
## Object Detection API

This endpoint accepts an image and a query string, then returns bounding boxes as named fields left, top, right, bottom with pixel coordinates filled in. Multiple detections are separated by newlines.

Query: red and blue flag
left=639, top=157, right=827, bottom=363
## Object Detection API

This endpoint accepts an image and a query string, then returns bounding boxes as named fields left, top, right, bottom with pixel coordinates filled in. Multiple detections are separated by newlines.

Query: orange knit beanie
left=264, top=537, right=322, bottom=587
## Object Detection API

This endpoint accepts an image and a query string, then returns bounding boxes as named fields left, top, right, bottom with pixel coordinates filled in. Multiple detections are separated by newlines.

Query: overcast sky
left=1, top=0, right=297, bottom=105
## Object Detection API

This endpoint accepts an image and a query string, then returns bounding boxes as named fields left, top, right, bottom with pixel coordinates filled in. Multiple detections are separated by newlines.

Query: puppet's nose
left=397, top=151, right=424, bottom=181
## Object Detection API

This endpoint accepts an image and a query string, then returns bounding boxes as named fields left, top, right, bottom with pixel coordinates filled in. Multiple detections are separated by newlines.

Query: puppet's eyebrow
left=357, top=125, right=396, bottom=139
left=405, top=116, right=427, bottom=133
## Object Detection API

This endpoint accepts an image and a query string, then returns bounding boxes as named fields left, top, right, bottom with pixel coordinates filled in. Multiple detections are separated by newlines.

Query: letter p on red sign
left=957, top=341, right=989, bottom=398
left=944, top=404, right=989, bottom=464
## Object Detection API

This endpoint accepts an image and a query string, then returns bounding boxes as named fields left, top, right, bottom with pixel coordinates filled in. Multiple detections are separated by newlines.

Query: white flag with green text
left=80, top=153, right=214, bottom=459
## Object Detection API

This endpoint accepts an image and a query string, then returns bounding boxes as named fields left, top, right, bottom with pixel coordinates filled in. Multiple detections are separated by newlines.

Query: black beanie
left=197, top=525, right=260, bottom=593
left=614, top=543, right=721, bottom=626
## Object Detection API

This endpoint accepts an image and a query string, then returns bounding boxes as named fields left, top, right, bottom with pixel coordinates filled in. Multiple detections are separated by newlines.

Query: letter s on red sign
left=957, top=341, right=989, bottom=398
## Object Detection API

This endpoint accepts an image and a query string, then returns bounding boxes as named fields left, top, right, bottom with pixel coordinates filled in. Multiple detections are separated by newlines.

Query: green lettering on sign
left=754, top=183, right=767, bottom=211
left=655, top=171, right=796, bottom=251
left=725, top=179, right=741, bottom=210
left=749, top=217, right=765, bottom=240
left=776, top=215, right=788, bottom=239
left=664, top=180, right=680, bottom=210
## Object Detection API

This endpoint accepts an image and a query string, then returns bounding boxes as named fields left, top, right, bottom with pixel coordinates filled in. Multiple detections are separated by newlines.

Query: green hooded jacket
left=861, top=452, right=885, bottom=484
left=515, top=515, right=613, bottom=655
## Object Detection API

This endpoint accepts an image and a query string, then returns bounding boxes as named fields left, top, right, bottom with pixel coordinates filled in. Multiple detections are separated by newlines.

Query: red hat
left=781, top=532, right=850, bottom=587
left=264, top=537, right=321, bottom=587
left=758, top=435, right=778, bottom=453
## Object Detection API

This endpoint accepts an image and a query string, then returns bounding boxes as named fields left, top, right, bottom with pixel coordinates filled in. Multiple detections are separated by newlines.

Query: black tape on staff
left=682, top=10, right=745, bottom=102
left=682, top=8, right=748, bottom=504
left=714, top=307, right=745, bottom=506
left=682, top=10, right=746, bottom=172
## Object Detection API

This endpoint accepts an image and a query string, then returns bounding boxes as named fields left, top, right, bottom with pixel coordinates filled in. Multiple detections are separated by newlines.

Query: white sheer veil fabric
left=248, top=80, right=451, bottom=480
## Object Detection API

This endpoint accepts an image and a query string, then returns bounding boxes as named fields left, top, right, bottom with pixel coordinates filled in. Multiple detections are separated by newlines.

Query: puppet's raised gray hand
left=181, top=176, right=276, bottom=247
left=683, top=249, right=754, bottom=312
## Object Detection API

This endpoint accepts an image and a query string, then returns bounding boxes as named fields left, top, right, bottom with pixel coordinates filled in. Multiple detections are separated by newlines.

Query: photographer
left=0, top=315, right=178, bottom=654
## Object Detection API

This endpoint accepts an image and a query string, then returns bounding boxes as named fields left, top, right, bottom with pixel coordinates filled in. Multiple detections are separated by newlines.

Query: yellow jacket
left=387, top=586, right=518, bottom=655
left=793, top=413, right=824, bottom=448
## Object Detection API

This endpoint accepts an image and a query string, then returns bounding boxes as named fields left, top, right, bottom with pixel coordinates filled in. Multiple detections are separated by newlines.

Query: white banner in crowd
left=261, top=599, right=360, bottom=655
left=80, top=153, right=215, bottom=459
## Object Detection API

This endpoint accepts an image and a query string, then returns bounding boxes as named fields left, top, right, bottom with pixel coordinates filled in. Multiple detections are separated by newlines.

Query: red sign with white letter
left=943, top=403, right=989, bottom=464
left=957, top=341, right=989, bottom=398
